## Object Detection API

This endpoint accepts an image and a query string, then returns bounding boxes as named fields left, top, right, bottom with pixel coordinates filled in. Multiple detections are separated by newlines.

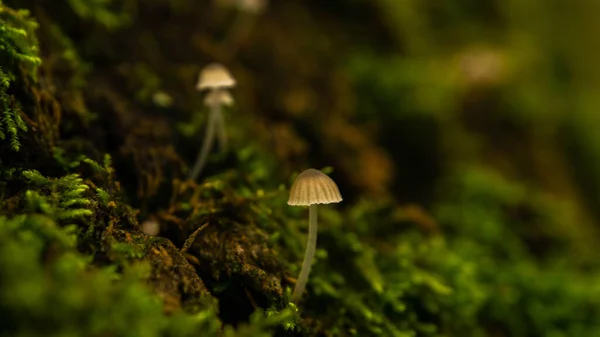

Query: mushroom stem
left=188, top=103, right=219, bottom=180
left=292, top=204, right=318, bottom=302
left=213, top=106, right=228, bottom=153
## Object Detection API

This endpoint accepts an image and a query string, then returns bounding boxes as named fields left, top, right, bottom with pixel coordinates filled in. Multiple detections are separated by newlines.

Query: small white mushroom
left=215, top=0, right=268, bottom=14
left=141, top=219, right=160, bottom=236
left=214, top=0, right=268, bottom=57
left=288, top=168, right=342, bottom=302
left=236, top=0, right=268, bottom=14
left=189, top=65, right=236, bottom=181
left=196, top=63, right=236, bottom=91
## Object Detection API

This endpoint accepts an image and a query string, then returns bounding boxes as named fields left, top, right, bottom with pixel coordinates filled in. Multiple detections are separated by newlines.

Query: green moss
left=21, top=170, right=93, bottom=220
left=0, top=213, right=296, bottom=337
left=434, top=167, right=600, bottom=336
left=0, top=1, right=40, bottom=152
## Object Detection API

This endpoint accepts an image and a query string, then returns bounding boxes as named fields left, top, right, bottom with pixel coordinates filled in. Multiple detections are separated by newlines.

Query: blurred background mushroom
left=189, top=63, right=236, bottom=180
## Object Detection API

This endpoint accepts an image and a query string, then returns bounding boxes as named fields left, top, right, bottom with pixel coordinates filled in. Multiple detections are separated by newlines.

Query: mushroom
left=215, top=0, right=268, bottom=57
left=215, top=0, right=268, bottom=14
left=195, top=63, right=236, bottom=90
left=288, top=168, right=342, bottom=302
left=189, top=64, right=236, bottom=180
left=141, top=219, right=160, bottom=236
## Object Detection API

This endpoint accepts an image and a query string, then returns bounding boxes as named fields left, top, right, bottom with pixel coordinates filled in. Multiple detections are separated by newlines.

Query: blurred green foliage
left=66, top=0, right=131, bottom=30
left=0, top=212, right=297, bottom=337
left=0, top=1, right=39, bottom=151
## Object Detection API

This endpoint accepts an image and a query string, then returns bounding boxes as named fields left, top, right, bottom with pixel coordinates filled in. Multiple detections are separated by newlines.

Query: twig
left=180, top=222, right=209, bottom=253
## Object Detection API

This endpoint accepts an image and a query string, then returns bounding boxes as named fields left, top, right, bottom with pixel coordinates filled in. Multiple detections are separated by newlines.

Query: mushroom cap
left=204, top=89, right=234, bottom=107
left=141, top=219, right=160, bottom=236
left=196, top=63, right=236, bottom=90
left=216, top=0, right=268, bottom=14
left=288, top=168, right=342, bottom=206
left=237, top=0, right=268, bottom=14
